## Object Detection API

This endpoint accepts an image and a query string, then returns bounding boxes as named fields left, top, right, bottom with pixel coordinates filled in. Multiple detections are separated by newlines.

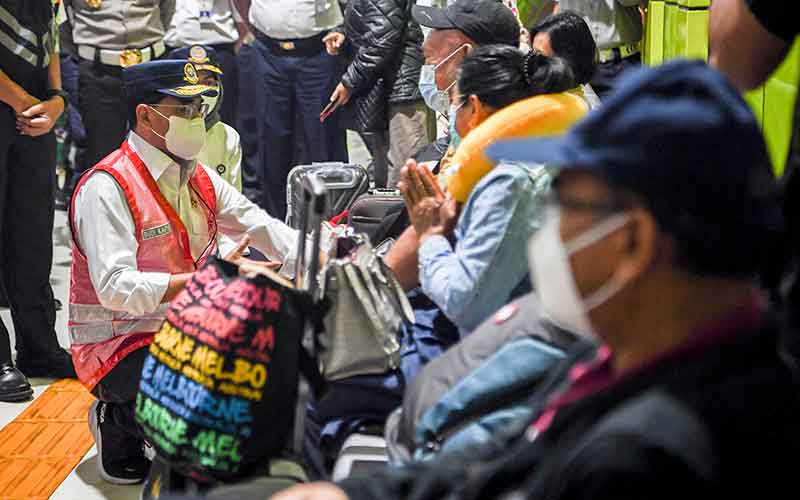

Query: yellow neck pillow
left=447, top=92, right=589, bottom=202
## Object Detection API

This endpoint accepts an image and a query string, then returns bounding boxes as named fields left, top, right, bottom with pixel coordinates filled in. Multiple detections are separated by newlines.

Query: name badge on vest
left=142, top=223, right=171, bottom=241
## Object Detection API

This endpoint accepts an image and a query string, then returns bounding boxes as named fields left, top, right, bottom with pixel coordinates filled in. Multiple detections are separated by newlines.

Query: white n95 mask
left=150, top=107, right=207, bottom=160
left=528, top=208, right=631, bottom=339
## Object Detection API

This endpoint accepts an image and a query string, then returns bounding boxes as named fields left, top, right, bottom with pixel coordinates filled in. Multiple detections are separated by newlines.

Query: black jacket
left=341, top=310, right=800, bottom=500
left=338, top=0, right=423, bottom=132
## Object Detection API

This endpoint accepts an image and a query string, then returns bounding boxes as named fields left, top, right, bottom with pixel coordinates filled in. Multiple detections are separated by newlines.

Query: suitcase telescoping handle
left=294, top=175, right=329, bottom=400
left=294, top=174, right=327, bottom=295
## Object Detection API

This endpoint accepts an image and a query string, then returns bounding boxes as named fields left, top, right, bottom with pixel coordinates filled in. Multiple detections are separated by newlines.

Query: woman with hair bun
left=387, top=44, right=586, bottom=338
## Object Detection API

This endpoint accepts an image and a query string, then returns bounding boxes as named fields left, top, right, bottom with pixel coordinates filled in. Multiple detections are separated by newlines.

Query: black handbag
left=347, top=189, right=408, bottom=245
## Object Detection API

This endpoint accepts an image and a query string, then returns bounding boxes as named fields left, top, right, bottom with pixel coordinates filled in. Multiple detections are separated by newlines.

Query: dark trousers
left=60, top=53, right=87, bottom=173
left=77, top=60, right=128, bottom=174
left=253, top=35, right=347, bottom=221
left=210, top=43, right=239, bottom=128
left=360, top=131, right=390, bottom=188
left=92, top=346, right=148, bottom=439
left=237, top=43, right=268, bottom=206
left=0, top=106, right=60, bottom=364
left=591, top=53, right=642, bottom=100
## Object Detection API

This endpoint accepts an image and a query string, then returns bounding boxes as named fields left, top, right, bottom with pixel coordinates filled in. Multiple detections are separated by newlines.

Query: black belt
left=255, top=30, right=327, bottom=57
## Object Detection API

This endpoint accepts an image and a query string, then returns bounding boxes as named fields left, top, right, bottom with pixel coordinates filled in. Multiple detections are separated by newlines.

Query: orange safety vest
left=69, top=141, right=218, bottom=391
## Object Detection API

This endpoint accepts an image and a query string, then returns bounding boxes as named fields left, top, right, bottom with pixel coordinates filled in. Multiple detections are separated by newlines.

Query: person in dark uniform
left=61, top=0, right=175, bottom=201
left=233, top=0, right=348, bottom=222
left=0, top=0, right=77, bottom=403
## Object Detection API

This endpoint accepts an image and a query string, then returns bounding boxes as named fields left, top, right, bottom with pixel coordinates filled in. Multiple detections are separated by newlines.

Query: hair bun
left=521, top=50, right=546, bottom=87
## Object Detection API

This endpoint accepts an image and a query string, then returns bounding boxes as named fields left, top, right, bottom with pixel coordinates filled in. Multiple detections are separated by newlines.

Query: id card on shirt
left=198, top=0, right=214, bottom=25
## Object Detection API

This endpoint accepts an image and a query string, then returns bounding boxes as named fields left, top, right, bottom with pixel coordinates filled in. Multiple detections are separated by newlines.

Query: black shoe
left=0, top=362, right=33, bottom=402
left=89, top=401, right=150, bottom=485
left=16, top=347, right=77, bottom=379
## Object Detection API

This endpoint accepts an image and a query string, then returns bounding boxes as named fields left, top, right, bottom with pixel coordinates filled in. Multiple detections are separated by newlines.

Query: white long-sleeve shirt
left=73, top=131, right=302, bottom=317
left=197, top=122, right=244, bottom=256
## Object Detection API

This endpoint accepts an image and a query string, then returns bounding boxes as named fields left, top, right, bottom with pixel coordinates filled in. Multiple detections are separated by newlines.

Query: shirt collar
left=564, top=294, right=764, bottom=406
left=530, top=295, right=765, bottom=436
left=127, top=131, right=177, bottom=183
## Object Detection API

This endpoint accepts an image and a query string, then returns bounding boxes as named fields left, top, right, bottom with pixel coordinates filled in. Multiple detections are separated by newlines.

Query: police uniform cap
left=166, top=45, right=224, bottom=75
left=123, top=60, right=219, bottom=103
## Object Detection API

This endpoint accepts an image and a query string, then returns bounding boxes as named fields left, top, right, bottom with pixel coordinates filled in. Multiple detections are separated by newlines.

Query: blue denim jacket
left=419, top=162, right=552, bottom=334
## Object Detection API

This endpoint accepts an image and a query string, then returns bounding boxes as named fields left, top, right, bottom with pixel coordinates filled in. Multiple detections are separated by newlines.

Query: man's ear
left=136, top=104, right=152, bottom=128
left=613, top=208, right=659, bottom=284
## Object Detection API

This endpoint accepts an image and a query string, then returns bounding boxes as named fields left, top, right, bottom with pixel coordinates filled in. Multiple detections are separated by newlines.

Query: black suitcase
left=347, top=189, right=408, bottom=245
left=286, top=162, right=369, bottom=228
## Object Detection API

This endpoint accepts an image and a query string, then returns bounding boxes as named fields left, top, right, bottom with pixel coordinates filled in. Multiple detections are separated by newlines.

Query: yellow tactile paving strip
left=0, top=379, right=96, bottom=500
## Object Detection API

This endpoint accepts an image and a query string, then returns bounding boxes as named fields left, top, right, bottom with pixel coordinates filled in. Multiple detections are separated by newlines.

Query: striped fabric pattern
left=0, top=3, right=56, bottom=68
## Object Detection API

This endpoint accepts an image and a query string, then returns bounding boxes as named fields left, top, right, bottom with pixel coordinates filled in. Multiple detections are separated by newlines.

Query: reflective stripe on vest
left=68, top=303, right=169, bottom=344
left=69, top=319, right=166, bottom=345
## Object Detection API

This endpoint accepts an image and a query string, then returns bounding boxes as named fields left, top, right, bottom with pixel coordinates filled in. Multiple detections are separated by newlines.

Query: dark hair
left=529, top=11, right=597, bottom=85
left=127, top=92, right=168, bottom=129
left=457, top=45, right=575, bottom=111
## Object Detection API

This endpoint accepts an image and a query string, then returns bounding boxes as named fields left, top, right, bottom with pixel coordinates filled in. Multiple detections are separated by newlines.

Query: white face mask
left=528, top=208, right=632, bottom=339
left=201, top=85, right=223, bottom=129
left=150, top=107, right=207, bottom=160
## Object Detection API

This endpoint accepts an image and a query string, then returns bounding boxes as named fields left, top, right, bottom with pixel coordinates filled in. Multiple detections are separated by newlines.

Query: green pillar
left=644, top=1, right=666, bottom=66
left=762, top=40, right=800, bottom=176
left=675, top=0, right=709, bottom=60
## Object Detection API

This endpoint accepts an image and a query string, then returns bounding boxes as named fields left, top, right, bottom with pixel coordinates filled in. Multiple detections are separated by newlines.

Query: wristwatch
left=44, top=88, right=69, bottom=109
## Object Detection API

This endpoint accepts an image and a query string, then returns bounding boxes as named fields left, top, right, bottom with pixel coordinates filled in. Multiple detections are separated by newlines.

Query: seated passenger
left=389, top=46, right=582, bottom=334
left=385, top=291, right=588, bottom=463
left=408, top=0, right=521, bottom=176
left=529, top=11, right=601, bottom=109
left=302, top=46, right=580, bottom=479
left=70, top=60, right=324, bottom=485
left=274, top=60, right=800, bottom=500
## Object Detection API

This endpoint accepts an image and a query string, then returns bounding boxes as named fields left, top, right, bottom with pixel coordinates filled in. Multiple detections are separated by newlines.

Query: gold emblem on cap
left=119, top=49, right=143, bottom=68
left=184, top=63, right=199, bottom=84
left=189, top=45, right=209, bottom=63
left=86, top=0, right=102, bottom=9
left=173, top=84, right=210, bottom=96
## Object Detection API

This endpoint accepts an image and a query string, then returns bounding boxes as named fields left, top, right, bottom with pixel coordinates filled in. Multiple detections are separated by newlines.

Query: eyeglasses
left=149, top=102, right=203, bottom=119
left=542, top=191, right=628, bottom=215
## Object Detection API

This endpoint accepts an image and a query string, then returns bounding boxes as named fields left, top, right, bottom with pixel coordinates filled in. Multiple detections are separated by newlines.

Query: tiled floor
left=0, top=131, right=371, bottom=499
left=0, top=212, right=142, bottom=500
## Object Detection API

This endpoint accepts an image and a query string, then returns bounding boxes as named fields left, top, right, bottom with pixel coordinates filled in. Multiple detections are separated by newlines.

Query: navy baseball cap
left=123, top=60, right=218, bottom=102
left=412, top=0, right=520, bottom=47
left=166, top=45, right=223, bottom=75
left=488, top=60, right=782, bottom=270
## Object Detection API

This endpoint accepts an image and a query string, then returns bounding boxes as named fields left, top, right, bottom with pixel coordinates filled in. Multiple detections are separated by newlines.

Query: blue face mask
left=449, top=102, right=463, bottom=150
left=418, top=44, right=471, bottom=115
left=419, top=65, right=450, bottom=115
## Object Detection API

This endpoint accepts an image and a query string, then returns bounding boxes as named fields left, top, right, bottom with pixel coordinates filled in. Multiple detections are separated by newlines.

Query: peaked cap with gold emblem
left=122, top=60, right=219, bottom=103
left=167, top=45, right=224, bottom=75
